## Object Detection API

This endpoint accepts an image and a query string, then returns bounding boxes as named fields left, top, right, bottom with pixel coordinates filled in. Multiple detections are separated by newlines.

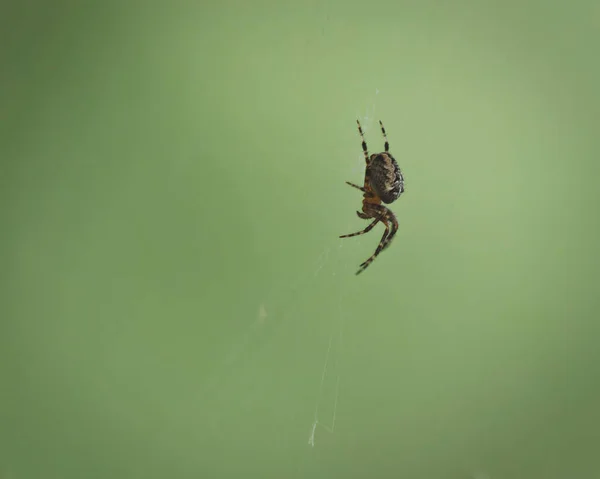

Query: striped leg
left=339, top=218, right=380, bottom=239
left=356, top=219, right=390, bottom=275
left=356, top=120, right=369, bottom=163
left=345, top=181, right=365, bottom=192
left=356, top=120, right=375, bottom=192
left=379, top=120, right=389, bottom=152
left=369, top=205, right=397, bottom=254
left=381, top=212, right=399, bottom=251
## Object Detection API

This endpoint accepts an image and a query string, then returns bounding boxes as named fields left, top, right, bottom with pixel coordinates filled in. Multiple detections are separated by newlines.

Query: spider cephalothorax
left=340, top=120, right=404, bottom=275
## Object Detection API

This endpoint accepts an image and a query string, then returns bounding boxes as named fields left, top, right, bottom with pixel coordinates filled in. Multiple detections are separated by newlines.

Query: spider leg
left=381, top=211, right=399, bottom=251
left=379, top=120, right=389, bottom=152
left=356, top=120, right=370, bottom=164
left=345, top=181, right=365, bottom=192
left=370, top=205, right=397, bottom=253
left=356, top=218, right=390, bottom=275
left=339, top=218, right=379, bottom=239
left=346, top=181, right=376, bottom=202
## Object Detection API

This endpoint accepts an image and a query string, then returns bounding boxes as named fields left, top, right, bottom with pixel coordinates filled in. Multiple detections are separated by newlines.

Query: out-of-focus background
left=2, top=1, right=599, bottom=478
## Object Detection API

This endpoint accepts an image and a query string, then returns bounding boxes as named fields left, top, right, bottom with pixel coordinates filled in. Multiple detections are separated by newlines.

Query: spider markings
left=340, top=120, right=405, bottom=275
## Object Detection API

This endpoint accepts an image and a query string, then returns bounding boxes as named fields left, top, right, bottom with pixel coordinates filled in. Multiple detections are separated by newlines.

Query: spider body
left=368, top=153, right=404, bottom=204
left=340, top=120, right=404, bottom=275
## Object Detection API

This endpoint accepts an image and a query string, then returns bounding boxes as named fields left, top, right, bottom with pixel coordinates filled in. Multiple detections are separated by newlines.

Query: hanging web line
left=308, top=267, right=345, bottom=447
left=308, top=87, right=380, bottom=448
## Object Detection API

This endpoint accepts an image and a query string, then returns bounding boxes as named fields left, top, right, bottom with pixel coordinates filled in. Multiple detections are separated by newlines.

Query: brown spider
left=340, top=120, right=405, bottom=275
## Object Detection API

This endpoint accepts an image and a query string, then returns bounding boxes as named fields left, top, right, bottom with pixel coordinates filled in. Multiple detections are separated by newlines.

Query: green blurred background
left=2, top=1, right=600, bottom=478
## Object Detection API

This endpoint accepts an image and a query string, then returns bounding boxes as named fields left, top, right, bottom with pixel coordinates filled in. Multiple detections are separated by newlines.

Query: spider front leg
left=356, top=119, right=370, bottom=164
left=379, top=120, right=389, bottom=152
left=345, top=181, right=365, bottom=192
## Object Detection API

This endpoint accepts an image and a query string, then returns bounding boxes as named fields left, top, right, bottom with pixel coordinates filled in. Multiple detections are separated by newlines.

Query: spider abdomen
left=368, top=153, right=404, bottom=204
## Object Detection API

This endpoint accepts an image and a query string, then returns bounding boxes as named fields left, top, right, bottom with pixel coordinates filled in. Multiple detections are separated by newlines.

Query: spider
left=340, top=120, right=405, bottom=275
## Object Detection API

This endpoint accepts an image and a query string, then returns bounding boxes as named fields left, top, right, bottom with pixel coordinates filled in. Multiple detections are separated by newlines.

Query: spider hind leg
left=381, top=212, right=399, bottom=251
left=339, top=218, right=379, bottom=239
left=355, top=219, right=391, bottom=275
